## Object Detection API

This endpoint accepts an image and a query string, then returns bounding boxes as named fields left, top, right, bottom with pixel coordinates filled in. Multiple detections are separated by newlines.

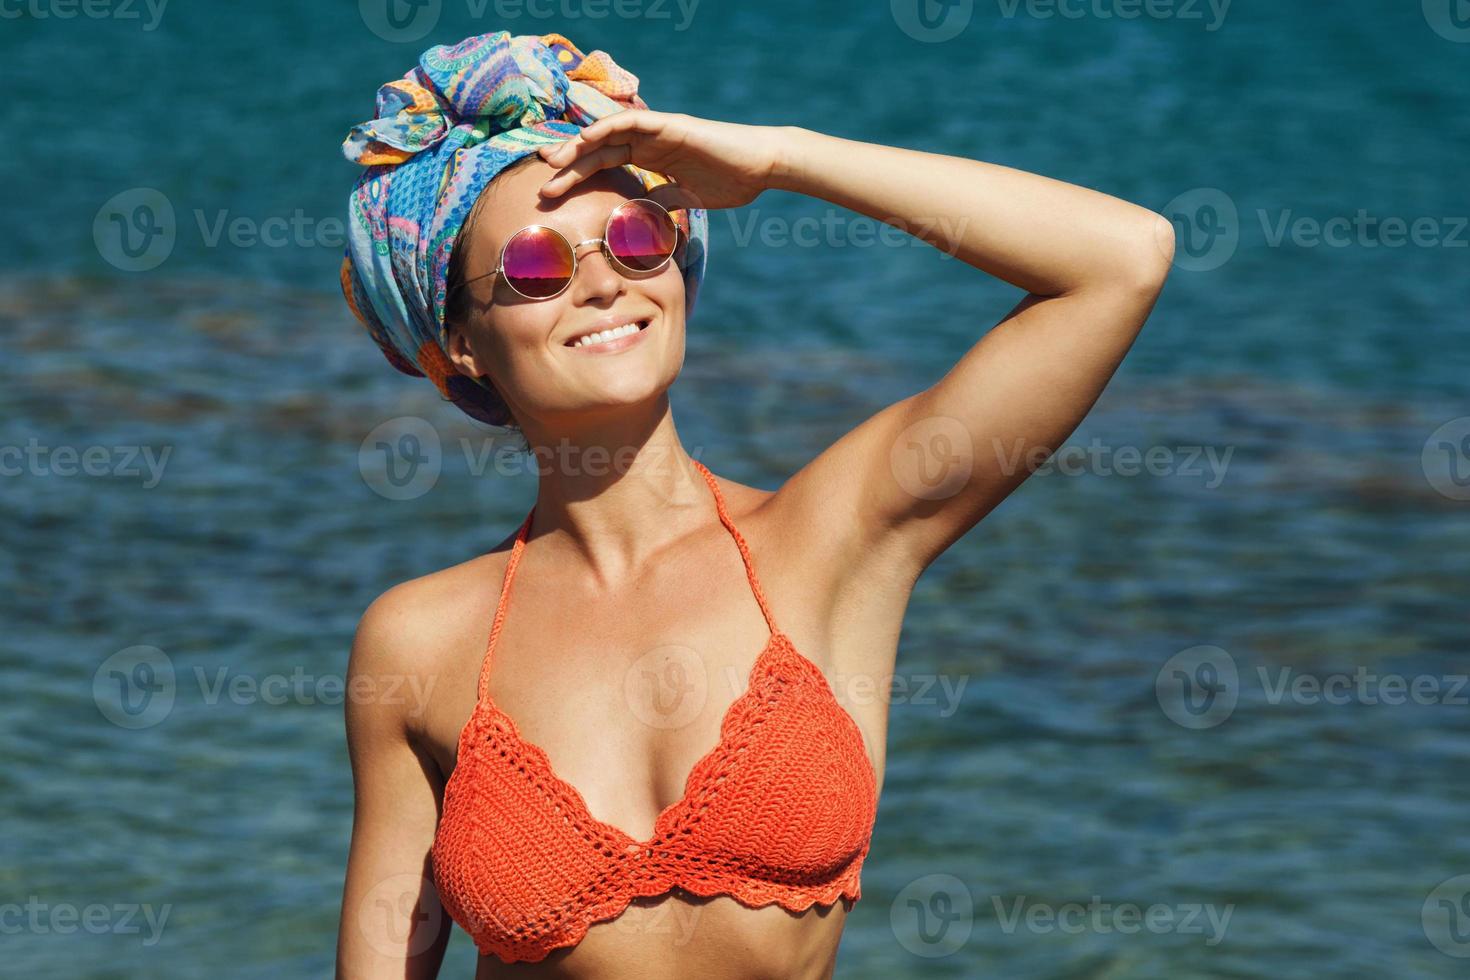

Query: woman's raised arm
left=764, top=126, right=1175, bottom=580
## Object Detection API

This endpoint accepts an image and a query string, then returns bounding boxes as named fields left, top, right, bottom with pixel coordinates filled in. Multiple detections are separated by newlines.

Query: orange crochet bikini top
left=431, top=459, right=880, bottom=964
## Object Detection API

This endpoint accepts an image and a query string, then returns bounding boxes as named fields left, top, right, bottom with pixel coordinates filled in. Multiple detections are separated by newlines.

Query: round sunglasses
left=455, top=198, right=682, bottom=301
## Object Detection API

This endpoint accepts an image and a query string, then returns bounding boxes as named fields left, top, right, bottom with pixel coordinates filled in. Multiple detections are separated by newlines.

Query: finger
left=578, top=109, right=668, bottom=147
left=541, top=110, right=666, bottom=166
left=538, top=143, right=634, bottom=198
left=645, top=181, right=704, bottom=215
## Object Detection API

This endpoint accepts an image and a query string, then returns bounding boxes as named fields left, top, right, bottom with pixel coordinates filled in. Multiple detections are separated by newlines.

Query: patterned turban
left=339, top=31, right=709, bottom=426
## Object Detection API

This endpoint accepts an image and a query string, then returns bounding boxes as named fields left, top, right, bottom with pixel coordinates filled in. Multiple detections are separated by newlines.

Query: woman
left=334, top=30, right=1173, bottom=980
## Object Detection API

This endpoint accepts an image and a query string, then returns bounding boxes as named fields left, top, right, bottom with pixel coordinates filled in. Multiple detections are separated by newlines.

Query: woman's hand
left=535, top=110, right=788, bottom=210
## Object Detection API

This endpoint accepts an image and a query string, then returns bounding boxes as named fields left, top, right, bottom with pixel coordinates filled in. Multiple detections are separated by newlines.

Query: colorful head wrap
left=339, top=31, right=709, bottom=427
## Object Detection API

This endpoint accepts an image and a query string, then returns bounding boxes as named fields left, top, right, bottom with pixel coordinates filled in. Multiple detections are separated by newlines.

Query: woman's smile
left=564, top=317, right=653, bottom=353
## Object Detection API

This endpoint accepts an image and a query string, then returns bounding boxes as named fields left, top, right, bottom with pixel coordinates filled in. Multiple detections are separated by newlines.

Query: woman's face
left=447, top=156, right=688, bottom=434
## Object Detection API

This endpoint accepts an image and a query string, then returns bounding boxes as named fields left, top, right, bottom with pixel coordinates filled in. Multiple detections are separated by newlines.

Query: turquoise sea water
left=2, top=2, right=1467, bottom=977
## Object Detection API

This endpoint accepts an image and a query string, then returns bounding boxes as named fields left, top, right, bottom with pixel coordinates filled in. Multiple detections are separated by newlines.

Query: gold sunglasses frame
left=454, top=197, right=682, bottom=301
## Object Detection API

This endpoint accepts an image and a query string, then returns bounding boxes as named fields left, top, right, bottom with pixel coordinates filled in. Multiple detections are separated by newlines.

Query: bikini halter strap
left=477, top=459, right=779, bottom=703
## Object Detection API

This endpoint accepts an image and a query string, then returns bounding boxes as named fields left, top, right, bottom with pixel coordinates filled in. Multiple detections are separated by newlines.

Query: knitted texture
left=431, top=459, right=880, bottom=964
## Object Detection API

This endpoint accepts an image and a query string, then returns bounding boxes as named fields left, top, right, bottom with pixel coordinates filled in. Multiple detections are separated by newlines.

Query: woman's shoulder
left=346, top=530, right=518, bottom=731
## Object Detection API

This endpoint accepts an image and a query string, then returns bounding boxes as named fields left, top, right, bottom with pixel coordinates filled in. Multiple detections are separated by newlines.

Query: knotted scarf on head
left=339, top=31, right=709, bottom=426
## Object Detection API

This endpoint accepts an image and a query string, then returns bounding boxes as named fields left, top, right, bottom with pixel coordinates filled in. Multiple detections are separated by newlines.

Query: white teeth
left=572, top=321, right=643, bottom=348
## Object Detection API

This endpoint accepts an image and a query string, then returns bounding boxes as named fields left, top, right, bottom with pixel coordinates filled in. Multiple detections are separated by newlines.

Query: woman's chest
left=420, top=529, right=909, bottom=818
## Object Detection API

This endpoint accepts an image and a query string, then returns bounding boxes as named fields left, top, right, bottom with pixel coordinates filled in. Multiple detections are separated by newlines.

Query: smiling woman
left=439, top=157, right=674, bottom=429
left=337, top=31, right=710, bottom=441
left=435, top=156, right=699, bottom=460
left=334, top=26, right=1170, bottom=980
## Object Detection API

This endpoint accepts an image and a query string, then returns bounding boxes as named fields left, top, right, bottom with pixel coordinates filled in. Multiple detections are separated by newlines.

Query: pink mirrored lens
left=502, top=227, right=574, bottom=298
left=607, top=201, right=679, bottom=273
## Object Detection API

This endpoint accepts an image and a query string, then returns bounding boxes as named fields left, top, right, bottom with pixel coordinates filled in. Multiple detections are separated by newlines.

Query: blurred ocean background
left=2, top=1, right=1467, bottom=977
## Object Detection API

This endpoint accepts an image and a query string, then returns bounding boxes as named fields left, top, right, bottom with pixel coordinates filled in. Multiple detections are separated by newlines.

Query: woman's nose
left=569, top=241, right=625, bottom=302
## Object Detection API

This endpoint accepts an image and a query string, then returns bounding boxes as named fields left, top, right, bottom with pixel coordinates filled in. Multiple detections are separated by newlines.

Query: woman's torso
left=408, top=467, right=917, bottom=978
